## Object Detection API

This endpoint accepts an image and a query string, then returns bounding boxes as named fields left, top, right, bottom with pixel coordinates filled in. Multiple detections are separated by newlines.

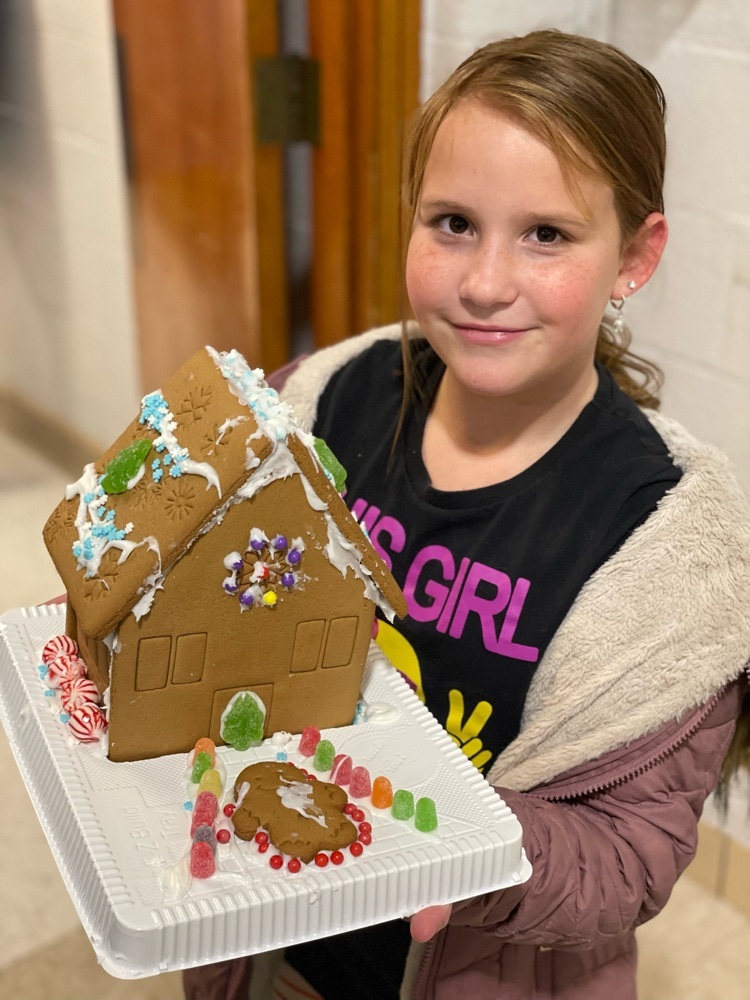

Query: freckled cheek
left=405, top=244, right=451, bottom=313
left=534, top=271, right=608, bottom=329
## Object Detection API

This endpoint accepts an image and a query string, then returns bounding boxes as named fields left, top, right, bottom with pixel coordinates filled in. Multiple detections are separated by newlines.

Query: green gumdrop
left=221, top=693, right=265, bottom=751
left=101, top=438, right=153, bottom=494
left=313, top=738, right=335, bottom=771
left=415, top=796, right=438, bottom=832
left=391, top=789, right=415, bottom=821
left=191, top=750, right=213, bottom=784
left=314, top=437, right=347, bottom=493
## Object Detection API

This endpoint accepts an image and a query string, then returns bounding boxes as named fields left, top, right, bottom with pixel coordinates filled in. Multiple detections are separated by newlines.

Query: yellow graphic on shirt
left=375, top=621, right=494, bottom=772
left=446, top=689, right=493, bottom=772
left=375, top=620, right=425, bottom=702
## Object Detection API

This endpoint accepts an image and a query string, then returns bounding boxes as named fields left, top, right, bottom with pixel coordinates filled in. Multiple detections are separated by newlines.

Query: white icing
left=269, top=731, right=293, bottom=746
left=323, top=513, right=397, bottom=621
left=277, top=778, right=327, bottom=828
left=366, top=702, right=400, bottom=724
left=215, top=414, right=250, bottom=447
left=126, top=464, right=146, bottom=490
left=207, top=346, right=312, bottom=448
left=159, top=852, right=193, bottom=902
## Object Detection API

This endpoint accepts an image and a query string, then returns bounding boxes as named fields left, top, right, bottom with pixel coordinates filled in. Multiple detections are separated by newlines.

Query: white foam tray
left=0, top=605, right=530, bottom=979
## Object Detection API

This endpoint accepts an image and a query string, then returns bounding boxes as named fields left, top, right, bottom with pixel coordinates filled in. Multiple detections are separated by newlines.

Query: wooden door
left=113, top=0, right=419, bottom=390
left=113, top=0, right=287, bottom=390
left=309, top=0, right=420, bottom=346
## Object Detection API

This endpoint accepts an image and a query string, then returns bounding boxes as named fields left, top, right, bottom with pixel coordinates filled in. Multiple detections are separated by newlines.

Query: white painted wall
left=421, top=0, right=750, bottom=495
left=0, top=0, right=139, bottom=450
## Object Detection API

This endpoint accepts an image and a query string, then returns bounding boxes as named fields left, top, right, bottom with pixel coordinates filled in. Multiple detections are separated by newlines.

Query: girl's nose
left=458, top=243, right=518, bottom=310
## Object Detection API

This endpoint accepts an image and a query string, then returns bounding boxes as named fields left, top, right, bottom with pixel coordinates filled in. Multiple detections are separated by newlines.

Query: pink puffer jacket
left=407, top=677, right=745, bottom=1000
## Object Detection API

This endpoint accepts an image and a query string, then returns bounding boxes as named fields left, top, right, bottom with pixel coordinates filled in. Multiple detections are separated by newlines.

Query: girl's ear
left=613, top=212, right=668, bottom=299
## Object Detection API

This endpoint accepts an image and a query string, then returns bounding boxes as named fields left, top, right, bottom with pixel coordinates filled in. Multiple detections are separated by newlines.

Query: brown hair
left=402, top=29, right=667, bottom=408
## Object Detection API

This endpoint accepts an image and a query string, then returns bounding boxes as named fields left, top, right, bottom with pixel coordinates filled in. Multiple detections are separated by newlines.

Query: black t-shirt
left=287, top=338, right=681, bottom=999
left=314, top=338, right=681, bottom=773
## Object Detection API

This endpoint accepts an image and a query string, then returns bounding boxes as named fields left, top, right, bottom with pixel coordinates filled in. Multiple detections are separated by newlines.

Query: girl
left=185, top=29, right=750, bottom=1000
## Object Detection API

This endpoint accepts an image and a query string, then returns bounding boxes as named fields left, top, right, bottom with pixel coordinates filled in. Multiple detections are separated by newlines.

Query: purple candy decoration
left=224, top=582, right=238, bottom=594
left=250, top=538, right=265, bottom=551
left=288, top=549, right=301, bottom=565
left=240, top=591, right=254, bottom=607
left=273, top=534, right=288, bottom=550
left=281, top=572, right=295, bottom=588
left=232, top=558, right=243, bottom=571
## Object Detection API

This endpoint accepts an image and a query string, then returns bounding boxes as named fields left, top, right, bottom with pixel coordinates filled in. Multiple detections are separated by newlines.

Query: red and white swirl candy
left=47, top=653, right=87, bottom=689
left=60, top=676, right=100, bottom=714
left=42, top=634, right=78, bottom=664
left=67, top=704, right=107, bottom=742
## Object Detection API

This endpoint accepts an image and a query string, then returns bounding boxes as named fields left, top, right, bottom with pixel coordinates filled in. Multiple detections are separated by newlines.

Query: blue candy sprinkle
left=275, top=750, right=288, bottom=761
left=59, top=713, right=70, bottom=723
left=83, top=492, right=94, bottom=504
left=44, top=689, right=55, bottom=698
left=184, top=801, right=193, bottom=812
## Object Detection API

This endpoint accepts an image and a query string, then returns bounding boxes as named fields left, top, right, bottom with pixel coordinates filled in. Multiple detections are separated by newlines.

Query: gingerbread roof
left=43, top=347, right=407, bottom=641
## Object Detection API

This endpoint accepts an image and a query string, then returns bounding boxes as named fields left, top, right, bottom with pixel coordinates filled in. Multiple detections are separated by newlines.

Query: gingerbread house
left=43, top=347, right=406, bottom=762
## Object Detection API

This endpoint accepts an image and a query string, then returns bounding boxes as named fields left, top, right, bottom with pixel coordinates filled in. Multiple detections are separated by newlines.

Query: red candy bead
left=314, top=852, right=329, bottom=868
left=254, top=830, right=269, bottom=844
left=258, top=841, right=269, bottom=853
left=344, top=803, right=357, bottom=816
left=358, top=831, right=372, bottom=846
left=216, top=828, right=231, bottom=844
left=270, top=854, right=284, bottom=869
left=223, top=803, right=236, bottom=817
left=352, top=809, right=365, bottom=823
left=330, top=850, right=344, bottom=866
left=287, top=858, right=302, bottom=873
left=349, top=841, right=364, bottom=857
left=358, top=821, right=372, bottom=835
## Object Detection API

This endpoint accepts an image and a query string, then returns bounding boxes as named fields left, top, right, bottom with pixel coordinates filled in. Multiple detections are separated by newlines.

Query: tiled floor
left=1, top=425, right=748, bottom=999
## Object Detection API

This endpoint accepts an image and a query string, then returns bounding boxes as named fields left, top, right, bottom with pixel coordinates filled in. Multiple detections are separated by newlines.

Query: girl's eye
left=530, top=225, right=563, bottom=245
left=437, top=214, right=471, bottom=235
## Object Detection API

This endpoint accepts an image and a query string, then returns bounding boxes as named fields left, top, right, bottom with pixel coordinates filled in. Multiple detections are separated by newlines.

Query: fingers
left=408, top=903, right=452, bottom=942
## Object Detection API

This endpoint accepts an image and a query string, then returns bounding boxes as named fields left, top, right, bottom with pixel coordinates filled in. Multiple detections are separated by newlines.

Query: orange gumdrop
left=194, top=737, right=216, bottom=765
left=371, top=775, right=393, bottom=809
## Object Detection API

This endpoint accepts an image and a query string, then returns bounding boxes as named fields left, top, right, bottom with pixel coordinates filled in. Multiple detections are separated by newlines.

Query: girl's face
left=406, top=101, right=642, bottom=404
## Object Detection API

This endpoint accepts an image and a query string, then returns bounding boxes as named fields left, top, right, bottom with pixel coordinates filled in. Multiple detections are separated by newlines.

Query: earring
left=610, top=281, right=636, bottom=336
left=610, top=295, right=626, bottom=336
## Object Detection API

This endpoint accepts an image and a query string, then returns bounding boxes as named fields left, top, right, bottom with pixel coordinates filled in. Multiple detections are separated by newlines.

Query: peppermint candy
left=42, top=634, right=78, bottom=664
left=67, top=704, right=107, bottom=742
left=47, top=653, right=87, bottom=689
left=60, top=676, right=100, bottom=714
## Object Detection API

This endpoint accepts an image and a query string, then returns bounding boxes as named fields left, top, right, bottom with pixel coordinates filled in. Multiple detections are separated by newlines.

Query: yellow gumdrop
left=262, top=590, right=277, bottom=607
left=198, top=767, right=223, bottom=797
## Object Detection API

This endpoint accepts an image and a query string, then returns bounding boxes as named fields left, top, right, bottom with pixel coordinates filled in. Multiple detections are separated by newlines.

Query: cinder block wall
left=421, top=0, right=750, bottom=915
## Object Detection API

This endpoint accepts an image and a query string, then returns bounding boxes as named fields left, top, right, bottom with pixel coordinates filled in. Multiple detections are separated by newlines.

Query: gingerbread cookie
left=232, top=761, right=357, bottom=863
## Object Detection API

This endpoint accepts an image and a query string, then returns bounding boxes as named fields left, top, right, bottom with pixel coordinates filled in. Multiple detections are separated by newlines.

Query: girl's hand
left=408, top=903, right=452, bottom=942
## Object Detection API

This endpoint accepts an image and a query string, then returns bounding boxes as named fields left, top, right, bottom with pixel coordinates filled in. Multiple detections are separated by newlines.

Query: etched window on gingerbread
left=291, top=620, right=325, bottom=672
left=322, top=616, right=358, bottom=668
left=135, top=636, right=171, bottom=690
left=172, top=632, right=208, bottom=684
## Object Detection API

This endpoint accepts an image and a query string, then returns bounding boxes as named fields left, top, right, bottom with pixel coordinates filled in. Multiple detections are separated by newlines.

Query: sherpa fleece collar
left=281, top=325, right=750, bottom=793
